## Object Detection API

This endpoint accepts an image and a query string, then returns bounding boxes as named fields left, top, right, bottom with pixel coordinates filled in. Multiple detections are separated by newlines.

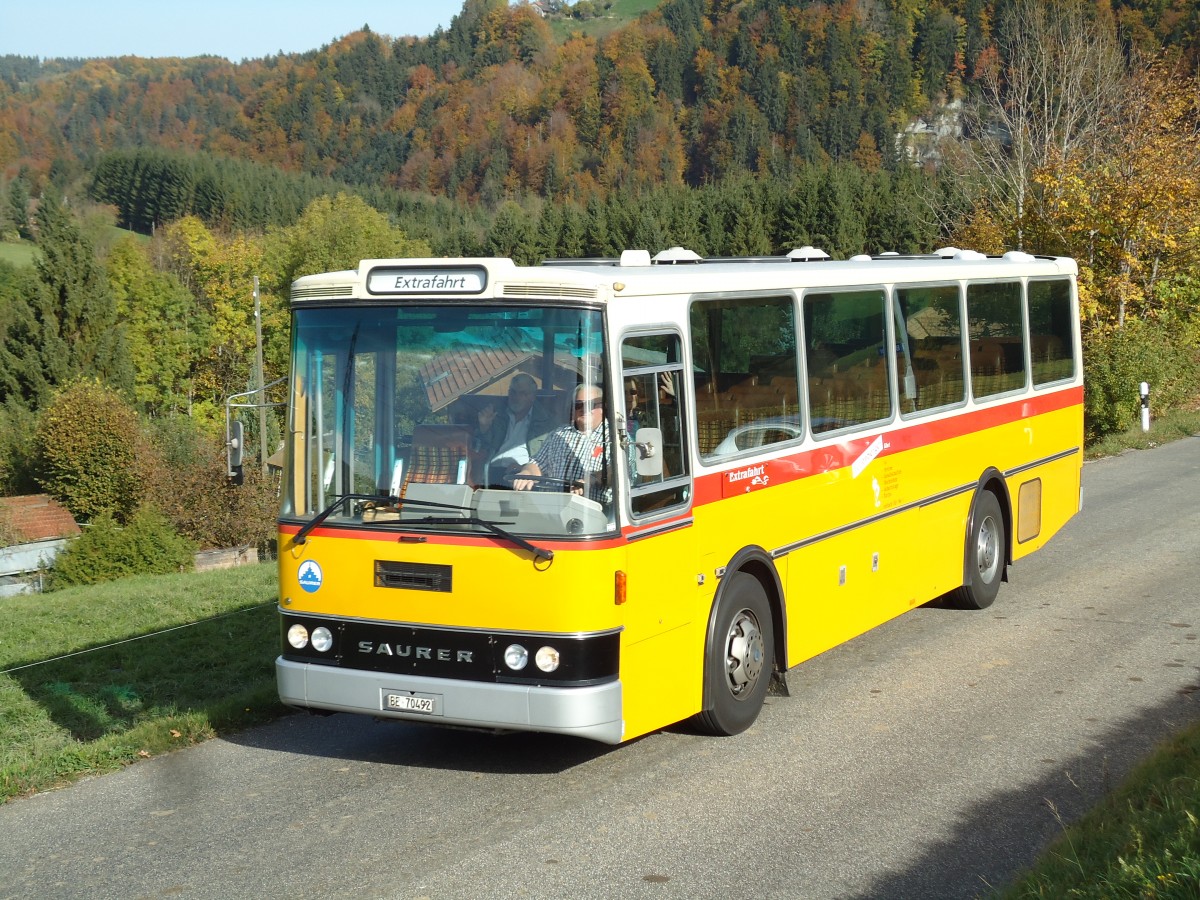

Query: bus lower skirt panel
left=276, top=656, right=625, bottom=744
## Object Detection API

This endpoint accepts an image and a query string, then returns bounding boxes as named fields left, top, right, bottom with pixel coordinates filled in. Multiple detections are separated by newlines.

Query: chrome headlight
left=503, top=643, right=529, bottom=670
left=310, top=626, right=333, bottom=653
left=286, top=623, right=310, bottom=649
left=535, top=646, right=561, bottom=673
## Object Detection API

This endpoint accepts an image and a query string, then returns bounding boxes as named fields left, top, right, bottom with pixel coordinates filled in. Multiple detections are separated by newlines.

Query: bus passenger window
left=689, top=296, right=799, bottom=459
left=967, top=282, right=1026, bottom=398
left=894, top=284, right=966, bottom=415
left=1028, top=279, right=1075, bottom=386
left=804, top=289, right=892, bottom=432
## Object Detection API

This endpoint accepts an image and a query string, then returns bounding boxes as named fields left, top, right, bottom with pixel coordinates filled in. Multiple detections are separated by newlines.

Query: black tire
left=952, top=489, right=1006, bottom=610
left=696, top=573, right=775, bottom=736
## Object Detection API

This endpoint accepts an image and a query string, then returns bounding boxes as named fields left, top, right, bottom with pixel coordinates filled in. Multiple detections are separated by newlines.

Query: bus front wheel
left=697, top=573, right=774, bottom=736
left=953, top=490, right=1006, bottom=610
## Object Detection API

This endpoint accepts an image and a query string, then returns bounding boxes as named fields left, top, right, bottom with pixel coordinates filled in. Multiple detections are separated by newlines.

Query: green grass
left=0, top=562, right=284, bottom=801
left=547, top=0, right=664, bottom=42
left=998, top=725, right=1200, bottom=898
left=0, top=240, right=38, bottom=268
left=1, top=226, right=143, bottom=270
left=1086, top=406, right=1200, bottom=460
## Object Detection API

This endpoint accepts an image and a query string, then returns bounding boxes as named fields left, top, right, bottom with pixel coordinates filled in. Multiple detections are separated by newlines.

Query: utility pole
left=254, top=276, right=268, bottom=473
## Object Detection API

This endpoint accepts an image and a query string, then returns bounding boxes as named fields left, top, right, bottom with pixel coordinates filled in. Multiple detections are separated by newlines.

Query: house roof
left=0, top=494, right=81, bottom=543
left=419, top=333, right=535, bottom=411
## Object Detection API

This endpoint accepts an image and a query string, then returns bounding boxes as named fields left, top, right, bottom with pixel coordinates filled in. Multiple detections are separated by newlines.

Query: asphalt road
left=2, top=437, right=1198, bottom=900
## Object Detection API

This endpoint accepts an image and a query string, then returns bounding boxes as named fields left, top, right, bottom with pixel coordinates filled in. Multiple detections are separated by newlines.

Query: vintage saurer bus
left=276, top=246, right=1083, bottom=744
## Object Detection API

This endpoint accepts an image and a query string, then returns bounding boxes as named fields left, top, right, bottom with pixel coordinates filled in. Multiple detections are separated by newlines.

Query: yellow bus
left=276, top=246, right=1082, bottom=743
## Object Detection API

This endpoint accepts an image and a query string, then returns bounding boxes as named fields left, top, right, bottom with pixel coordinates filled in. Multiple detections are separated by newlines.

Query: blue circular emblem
left=297, top=560, right=323, bottom=593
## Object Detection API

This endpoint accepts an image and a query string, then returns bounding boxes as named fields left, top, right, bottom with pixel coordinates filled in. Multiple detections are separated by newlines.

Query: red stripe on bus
left=692, top=386, right=1083, bottom=506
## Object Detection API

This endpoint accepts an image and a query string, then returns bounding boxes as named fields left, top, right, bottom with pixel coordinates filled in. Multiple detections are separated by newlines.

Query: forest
left=0, top=0, right=1198, bottom=576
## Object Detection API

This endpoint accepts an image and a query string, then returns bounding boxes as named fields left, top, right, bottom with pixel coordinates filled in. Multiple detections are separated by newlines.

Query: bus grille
left=375, top=561, right=453, bottom=593
left=500, top=284, right=598, bottom=300
left=291, top=285, right=354, bottom=299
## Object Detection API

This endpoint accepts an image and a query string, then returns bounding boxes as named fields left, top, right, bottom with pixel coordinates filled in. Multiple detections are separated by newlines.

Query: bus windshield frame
left=282, top=302, right=622, bottom=539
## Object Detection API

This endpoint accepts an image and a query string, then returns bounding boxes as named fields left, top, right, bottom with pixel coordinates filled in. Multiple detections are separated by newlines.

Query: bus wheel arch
left=696, top=550, right=785, bottom=735
left=954, top=472, right=1011, bottom=610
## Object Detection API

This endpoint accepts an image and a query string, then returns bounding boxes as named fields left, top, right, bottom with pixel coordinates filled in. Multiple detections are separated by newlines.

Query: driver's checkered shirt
left=533, top=421, right=613, bottom=504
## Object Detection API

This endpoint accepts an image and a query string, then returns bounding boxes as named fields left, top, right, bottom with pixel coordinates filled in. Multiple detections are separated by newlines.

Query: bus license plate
left=385, top=692, right=437, bottom=714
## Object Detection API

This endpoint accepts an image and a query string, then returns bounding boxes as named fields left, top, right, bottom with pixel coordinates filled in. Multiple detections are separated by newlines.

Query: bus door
left=617, top=333, right=701, bottom=732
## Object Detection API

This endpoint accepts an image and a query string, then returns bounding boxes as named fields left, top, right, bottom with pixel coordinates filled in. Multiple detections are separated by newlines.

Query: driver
left=512, top=384, right=618, bottom=504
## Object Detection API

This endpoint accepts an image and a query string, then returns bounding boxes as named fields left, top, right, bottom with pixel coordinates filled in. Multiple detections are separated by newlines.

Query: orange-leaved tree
left=1030, top=59, right=1200, bottom=332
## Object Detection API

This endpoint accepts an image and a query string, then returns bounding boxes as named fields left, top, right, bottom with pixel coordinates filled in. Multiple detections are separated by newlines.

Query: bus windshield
left=282, top=303, right=619, bottom=539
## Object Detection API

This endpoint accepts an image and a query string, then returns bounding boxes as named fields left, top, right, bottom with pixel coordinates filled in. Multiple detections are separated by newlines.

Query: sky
left=0, top=1, right=465, bottom=62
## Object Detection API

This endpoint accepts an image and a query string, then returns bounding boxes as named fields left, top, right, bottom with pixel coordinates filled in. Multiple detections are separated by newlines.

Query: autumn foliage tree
left=961, top=0, right=1124, bottom=249
left=1017, top=55, right=1200, bottom=438
left=34, top=380, right=146, bottom=523
left=157, top=216, right=265, bottom=422
left=13, top=0, right=1196, bottom=206
left=1030, top=60, right=1200, bottom=329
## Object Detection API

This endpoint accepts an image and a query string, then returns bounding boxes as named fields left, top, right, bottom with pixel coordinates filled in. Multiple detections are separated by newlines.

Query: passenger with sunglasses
left=512, top=383, right=630, bottom=505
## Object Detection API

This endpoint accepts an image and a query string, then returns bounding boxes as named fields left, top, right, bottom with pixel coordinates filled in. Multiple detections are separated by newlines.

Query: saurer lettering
left=358, top=641, right=473, bottom=663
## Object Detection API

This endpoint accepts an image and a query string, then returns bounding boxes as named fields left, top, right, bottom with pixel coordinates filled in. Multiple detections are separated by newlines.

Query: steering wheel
left=506, top=473, right=583, bottom=493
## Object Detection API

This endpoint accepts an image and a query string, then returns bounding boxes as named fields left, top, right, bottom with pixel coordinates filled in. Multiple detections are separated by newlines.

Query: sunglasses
left=573, top=399, right=604, bottom=411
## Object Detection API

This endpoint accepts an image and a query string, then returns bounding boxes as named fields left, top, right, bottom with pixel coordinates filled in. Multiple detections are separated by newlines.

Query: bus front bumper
left=276, top=657, right=625, bottom=744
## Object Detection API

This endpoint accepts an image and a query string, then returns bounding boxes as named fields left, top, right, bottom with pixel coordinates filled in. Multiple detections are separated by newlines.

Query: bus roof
left=290, top=247, right=1078, bottom=303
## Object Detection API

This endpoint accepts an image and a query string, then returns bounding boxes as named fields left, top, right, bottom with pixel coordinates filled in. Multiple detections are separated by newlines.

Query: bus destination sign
left=367, top=266, right=487, bottom=296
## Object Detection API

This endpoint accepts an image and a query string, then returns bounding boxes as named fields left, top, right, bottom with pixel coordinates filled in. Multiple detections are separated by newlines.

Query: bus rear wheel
left=697, top=573, right=774, bottom=736
left=953, top=490, right=1006, bottom=610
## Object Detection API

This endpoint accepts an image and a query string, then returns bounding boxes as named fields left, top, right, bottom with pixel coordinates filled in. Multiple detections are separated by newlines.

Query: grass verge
left=998, top=724, right=1200, bottom=897
left=1085, top=407, right=1200, bottom=460
left=0, top=562, right=284, bottom=802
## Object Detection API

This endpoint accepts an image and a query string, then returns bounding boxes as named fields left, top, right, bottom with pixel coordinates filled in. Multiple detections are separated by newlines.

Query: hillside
left=2, top=0, right=1194, bottom=206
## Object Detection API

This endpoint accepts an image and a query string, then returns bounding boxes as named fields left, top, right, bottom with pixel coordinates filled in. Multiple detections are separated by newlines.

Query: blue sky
left=0, top=1, right=464, bottom=61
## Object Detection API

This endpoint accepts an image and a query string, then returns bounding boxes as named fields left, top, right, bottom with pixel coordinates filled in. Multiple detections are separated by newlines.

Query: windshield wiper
left=408, top=516, right=554, bottom=563
left=291, top=493, right=471, bottom=545
left=292, top=494, right=553, bottom=562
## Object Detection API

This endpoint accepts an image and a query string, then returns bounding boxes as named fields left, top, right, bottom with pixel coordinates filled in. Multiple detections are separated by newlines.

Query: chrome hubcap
left=976, top=514, right=1001, bottom=584
left=725, top=610, right=765, bottom=697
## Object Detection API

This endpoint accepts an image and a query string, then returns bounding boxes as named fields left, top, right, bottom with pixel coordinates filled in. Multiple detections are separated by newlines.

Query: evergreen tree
left=0, top=261, right=42, bottom=406
left=558, top=201, right=588, bottom=258
left=5, top=175, right=32, bottom=240
left=532, top=202, right=564, bottom=262
left=4, top=194, right=135, bottom=412
left=29, top=189, right=133, bottom=405
left=485, top=201, right=534, bottom=263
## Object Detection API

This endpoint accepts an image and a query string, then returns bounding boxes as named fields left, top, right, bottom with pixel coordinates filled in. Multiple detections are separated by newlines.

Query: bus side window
left=967, top=281, right=1026, bottom=398
left=804, top=289, right=892, bottom=432
left=689, top=296, right=799, bottom=459
left=894, top=284, right=966, bottom=416
left=622, top=334, right=690, bottom=515
left=1028, top=279, right=1075, bottom=386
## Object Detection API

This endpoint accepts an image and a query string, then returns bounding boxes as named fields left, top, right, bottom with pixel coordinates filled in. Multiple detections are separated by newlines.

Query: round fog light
left=535, top=646, right=560, bottom=673
left=286, top=623, right=310, bottom=649
left=311, top=626, right=333, bottom=653
left=503, top=643, right=529, bottom=670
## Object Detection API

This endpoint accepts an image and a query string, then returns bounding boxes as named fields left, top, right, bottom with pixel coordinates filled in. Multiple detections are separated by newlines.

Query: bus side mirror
left=633, top=427, right=663, bottom=478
